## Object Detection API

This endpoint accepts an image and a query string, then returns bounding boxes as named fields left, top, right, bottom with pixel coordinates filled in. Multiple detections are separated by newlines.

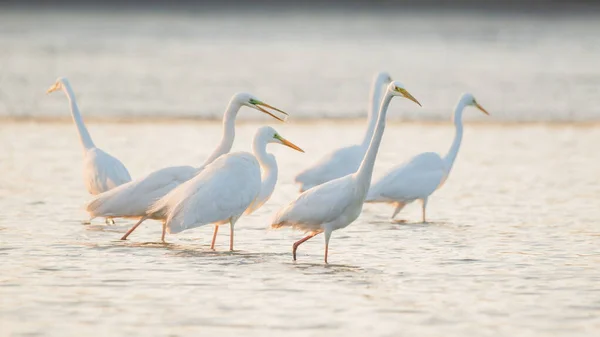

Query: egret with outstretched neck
left=86, top=93, right=288, bottom=223
left=121, top=126, right=304, bottom=249
left=272, top=81, right=421, bottom=264
left=47, top=77, right=132, bottom=224
left=366, top=93, right=489, bottom=222
left=294, top=72, right=392, bottom=192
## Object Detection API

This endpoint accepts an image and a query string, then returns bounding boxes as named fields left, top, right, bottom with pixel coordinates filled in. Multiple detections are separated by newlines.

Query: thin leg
left=324, top=230, right=332, bottom=264
left=120, top=216, right=148, bottom=240
left=292, top=233, right=318, bottom=261
left=229, top=223, right=234, bottom=251
left=161, top=221, right=167, bottom=243
left=391, top=202, right=406, bottom=219
left=421, top=198, right=428, bottom=223
left=210, top=225, right=219, bottom=250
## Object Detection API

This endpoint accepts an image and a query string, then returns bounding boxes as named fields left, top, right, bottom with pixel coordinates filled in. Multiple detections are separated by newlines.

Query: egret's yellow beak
left=252, top=100, right=289, bottom=122
left=396, top=88, right=422, bottom=107
left=275, top=134, right=304, bottom=153
left=46, top=82, right=61, bottom=94
left=475, top=102, right=490, bottom=115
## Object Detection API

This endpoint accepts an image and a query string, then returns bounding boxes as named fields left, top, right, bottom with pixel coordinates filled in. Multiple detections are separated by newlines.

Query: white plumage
left=86, top=165, right=197, bottom=219
left=294, top=72, right=392, bottom=192
left=47, top=77, right=132, bottom=224
left=366, top=93, right=489, bottom=222
left=152, top=153, right=262, bottom=235
left=85, top=92, right=288, bottom=222
left=273, top=81, right=422, bottom=264
left=121, top=126, right=304, bottom=250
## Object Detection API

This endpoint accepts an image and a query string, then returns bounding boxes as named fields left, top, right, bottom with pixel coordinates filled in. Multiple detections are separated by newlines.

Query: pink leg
left=120, top=216, right=148, bottom=240
left=292, top=233, right=318, bottom=261
left=211, top=225, right=219, bottom=250
left=161, top=221, right=166, bottom=243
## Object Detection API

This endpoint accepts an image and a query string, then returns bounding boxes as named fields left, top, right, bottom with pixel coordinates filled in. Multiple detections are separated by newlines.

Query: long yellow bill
left=46, top=82, right=61, bottom=94
left=275, top=135, right=304, bottom=153
left=255, top=101, right=289, bottom=122
left=397, top=88, right=422, bottom=107
left=475, top=102, right=490, bottom=115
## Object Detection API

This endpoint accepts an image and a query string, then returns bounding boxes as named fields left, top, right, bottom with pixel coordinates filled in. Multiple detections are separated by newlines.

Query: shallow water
left=1, top=121, right=599, bottom=336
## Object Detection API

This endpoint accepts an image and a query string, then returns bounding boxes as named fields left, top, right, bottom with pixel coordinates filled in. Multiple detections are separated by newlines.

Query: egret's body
left=85, top=93, right=287, bottom=221
left=294, top=72, right=392, bottom=192
left=272, top=81, right=421, bottom=263
left=366, top=93, right=489, bottom=222
left=47, top=77, right=131, bottom=224
left=121, top=127, right=303, bottom=249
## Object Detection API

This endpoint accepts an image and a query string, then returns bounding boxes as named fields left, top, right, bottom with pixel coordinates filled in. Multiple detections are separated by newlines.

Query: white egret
left=120, top=126, right=304, bottom=250
left=294, top=72, right=392, bottom=192
left=86, top=93, right=287, bottom=223
left=47, top=77, right=132, bottom=224
left=366, top=93, right=489, bottom=222
left=271, top=81, right=421, bottom=264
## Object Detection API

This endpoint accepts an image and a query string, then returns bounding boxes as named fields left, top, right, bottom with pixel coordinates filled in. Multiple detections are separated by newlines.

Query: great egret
left=47, top=77, right=132, bottom=224
left=366, top=93, right=489, bottom=222
left=294, top=72, right=392, bottom=192
left=85, top=93, right=287, bottom=223
left=272, top=81, right=421, bottom=264
left=120, top=126, right=304, bottom=250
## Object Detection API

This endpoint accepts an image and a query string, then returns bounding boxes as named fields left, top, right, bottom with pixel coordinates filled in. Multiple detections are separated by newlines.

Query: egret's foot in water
left=391, top=219, right=407, bottom=224
left=292, top=233, right=318, bottom=261
left=210, top=225, right=219, bottom=250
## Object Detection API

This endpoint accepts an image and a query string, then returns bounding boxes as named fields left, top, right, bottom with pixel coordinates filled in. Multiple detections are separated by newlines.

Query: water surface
left=1, top=121, right=599, bottom=336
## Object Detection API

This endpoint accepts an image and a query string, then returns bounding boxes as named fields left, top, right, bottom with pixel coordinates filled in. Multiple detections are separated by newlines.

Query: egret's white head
left=460, top=93, right=489, bottom=115
left=232, top=92, right=288, bottom=122
left=257, top=126, right=304, bottom=153
left=387, top=81, right=422, bottom=107
left=46, top=77, right=70, bottom=94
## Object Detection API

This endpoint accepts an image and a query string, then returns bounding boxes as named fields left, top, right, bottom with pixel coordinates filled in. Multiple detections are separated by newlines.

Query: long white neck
left=443, top=99, right=467, bottom=173
left=199, top=99, right=242, bottom=168
left=355, top=92, right=394, bottom=195
left=360, top=75, right=388, bottom=148
left=246, top=137, right=278, bottom=215
left=62, top=82, right=95, bottom=151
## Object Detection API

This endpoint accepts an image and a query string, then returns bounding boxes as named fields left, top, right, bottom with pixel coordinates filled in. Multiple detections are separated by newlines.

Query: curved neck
left=199, top=100, right=242, bottom=168
left=360, top=77, right=388, bottom=148
left=62, top=82, right=95, bottom=150
left=248, top=138, right=278, bottom=214
left=443, top=100, right=467, bottom=173
left=355, top=93, right=394, bottom=193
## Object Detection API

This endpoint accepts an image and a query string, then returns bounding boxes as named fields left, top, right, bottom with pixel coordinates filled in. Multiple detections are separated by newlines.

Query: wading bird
left=86, top=93, right=287, bottom=223
left=294, top=72, right=392, bottom=192
left=366, top=93, right=489, bottom=222
left=120, top=126, right=304, bottom=250
left=272, top=81, right=421, bottom=264
left=47, top=77, right=132, bottom=224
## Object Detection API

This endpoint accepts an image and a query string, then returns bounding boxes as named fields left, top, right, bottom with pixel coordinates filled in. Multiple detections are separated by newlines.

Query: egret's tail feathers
left=166, top=222, right=184, bottom=235
left=271, top=221, right=285, bottom=229
left=86, top=197, right=105, bottom=215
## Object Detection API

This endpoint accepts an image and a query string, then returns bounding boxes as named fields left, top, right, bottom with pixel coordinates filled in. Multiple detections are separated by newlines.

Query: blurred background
left=2, top=2, right=600, bottom=337
left=1, top=0, right=600, bottom=122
